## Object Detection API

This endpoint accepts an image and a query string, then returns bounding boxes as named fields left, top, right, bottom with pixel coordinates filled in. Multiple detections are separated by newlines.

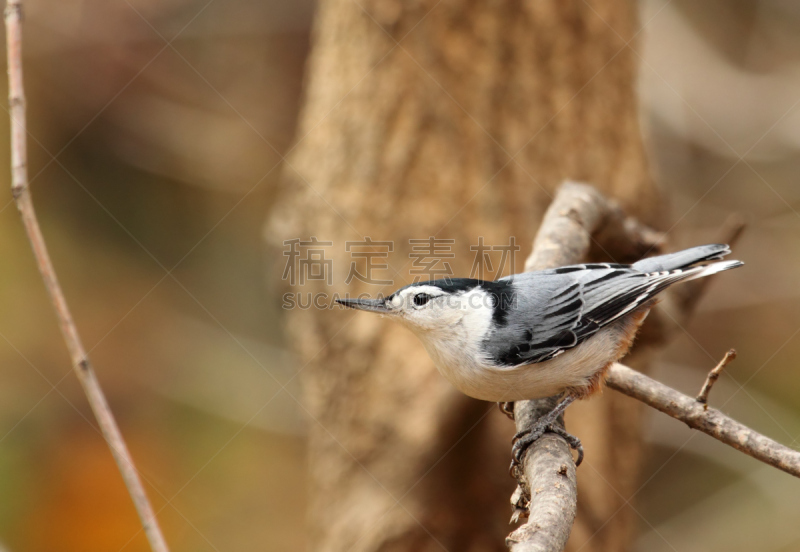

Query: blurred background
left=0, top=0, right=799, bottom=550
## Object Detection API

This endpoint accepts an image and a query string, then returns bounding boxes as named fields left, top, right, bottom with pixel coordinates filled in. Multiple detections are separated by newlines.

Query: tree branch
left=509, top=181, right=662, bottom=551
left=506, top=182, right=769, bottom=551
left=4, top=2, right=169, bottom=551
left=507, top=399, right=577, bottom=551
left=606, top=363, right=800, bottom=478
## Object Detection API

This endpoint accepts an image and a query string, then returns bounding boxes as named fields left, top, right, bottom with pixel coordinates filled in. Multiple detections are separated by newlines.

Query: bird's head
left=337, top=279, right=497, bottom=334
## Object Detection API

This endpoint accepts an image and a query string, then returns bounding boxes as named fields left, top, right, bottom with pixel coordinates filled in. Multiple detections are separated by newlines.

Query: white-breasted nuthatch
left=337, top=244, right=742, bottom=471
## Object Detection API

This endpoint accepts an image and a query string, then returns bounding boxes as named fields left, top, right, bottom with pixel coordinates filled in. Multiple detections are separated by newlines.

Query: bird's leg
left=511, top=394, right=574, bottom=444
left=509, top=394, right=579, bottom=477
left=498, top=401, right=515, bottom=421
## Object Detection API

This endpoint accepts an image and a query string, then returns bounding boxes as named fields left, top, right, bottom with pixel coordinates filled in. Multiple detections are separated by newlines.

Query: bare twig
left=607, top=363, right=800, bottom=478
left=696, top=349, right=737, bottom=407
left=4, top=2, right=169, bottom=551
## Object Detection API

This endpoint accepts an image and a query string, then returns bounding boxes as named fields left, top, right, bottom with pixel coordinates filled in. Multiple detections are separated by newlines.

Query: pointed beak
left=336, top=297, right=393, bottom=314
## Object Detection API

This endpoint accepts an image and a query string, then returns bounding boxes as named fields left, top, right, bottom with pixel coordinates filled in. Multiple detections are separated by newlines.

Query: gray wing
left=485, top=263, right=694, bottom=366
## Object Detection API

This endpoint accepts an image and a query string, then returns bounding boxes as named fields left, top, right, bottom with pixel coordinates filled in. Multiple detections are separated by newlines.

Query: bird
left=337, top=244, right=742, bottom=474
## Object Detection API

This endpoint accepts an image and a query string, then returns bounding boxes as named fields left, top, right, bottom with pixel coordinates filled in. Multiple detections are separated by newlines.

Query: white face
left=339, top=283, right=497, bottom=377
left=388, top=285, right=492, bottom=334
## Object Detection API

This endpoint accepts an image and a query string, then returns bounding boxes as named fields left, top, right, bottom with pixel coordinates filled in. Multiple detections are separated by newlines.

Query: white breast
left=418, top=313, right=625, bottom=402
left=411, top=288, right=493, bottom=391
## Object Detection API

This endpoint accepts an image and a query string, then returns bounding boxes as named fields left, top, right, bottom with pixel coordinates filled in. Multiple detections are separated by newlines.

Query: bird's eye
left=414, top=293, right=432, bottom=307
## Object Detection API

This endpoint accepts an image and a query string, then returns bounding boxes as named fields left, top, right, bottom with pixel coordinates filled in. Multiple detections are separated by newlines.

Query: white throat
left=408, top=288, right=495, bottom=395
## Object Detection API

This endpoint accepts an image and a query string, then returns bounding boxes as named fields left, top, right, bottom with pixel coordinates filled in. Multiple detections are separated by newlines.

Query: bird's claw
left=511, top=428, right=529, bottom=446
left=508, top=424, right=584, bottom=478
left=498, top=402, right=516, bottom=421
left=546, top=425, right=584, bottom=466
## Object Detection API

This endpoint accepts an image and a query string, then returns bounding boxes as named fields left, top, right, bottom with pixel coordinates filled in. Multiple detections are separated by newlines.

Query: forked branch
left=507, top=181, right=797, bottom=552
left=509, top=182, right=660, bottom=551
left=4, top=2, right=169, bottom=551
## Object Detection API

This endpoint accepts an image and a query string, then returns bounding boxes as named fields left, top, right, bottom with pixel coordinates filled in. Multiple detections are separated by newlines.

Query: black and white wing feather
left=484, top=245, right=742, bottom=367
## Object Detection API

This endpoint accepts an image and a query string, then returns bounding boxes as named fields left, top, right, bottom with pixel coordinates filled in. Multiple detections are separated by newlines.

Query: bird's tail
left=678, top=259, right=744, bottom=283
left=632, top=244, right=739, bottom=273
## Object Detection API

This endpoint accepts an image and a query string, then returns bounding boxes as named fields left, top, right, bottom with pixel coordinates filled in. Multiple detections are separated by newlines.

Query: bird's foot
left=509, top=424, right=547, bottom=477
left=508, top=424, right=584, bottom=477
left=508, top=394, right=581, bottom=478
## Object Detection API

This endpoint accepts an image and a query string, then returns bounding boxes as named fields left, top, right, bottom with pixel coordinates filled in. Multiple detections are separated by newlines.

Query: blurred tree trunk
left=270, top=0, right=662, bottom=550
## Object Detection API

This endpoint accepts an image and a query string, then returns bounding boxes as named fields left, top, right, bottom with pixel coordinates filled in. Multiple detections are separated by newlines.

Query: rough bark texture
left=508, top=181, right=664, bottom=551
left=606, top=363, right=800, bottom=478
left=270, top=1, right=660, bottom=550
left=507, top=398, right=577, bottom=552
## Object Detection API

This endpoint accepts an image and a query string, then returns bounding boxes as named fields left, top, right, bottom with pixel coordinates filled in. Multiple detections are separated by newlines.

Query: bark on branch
left=506, top=399, right=577, bottom=551
left=508, top=181, right=796, bottom=552
left=509, top=181, right=662, bottom=551
left=606, top=363, right=800, bottom=478
left=4, top=2, right=169, bottom=551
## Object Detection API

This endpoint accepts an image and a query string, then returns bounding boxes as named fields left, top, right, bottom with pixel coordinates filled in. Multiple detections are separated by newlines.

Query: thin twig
left=607, top=363, right=800, bottom=478
left=696, top=349, right=737, bottom=407
left=4, top=2, right=169, bottom=551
